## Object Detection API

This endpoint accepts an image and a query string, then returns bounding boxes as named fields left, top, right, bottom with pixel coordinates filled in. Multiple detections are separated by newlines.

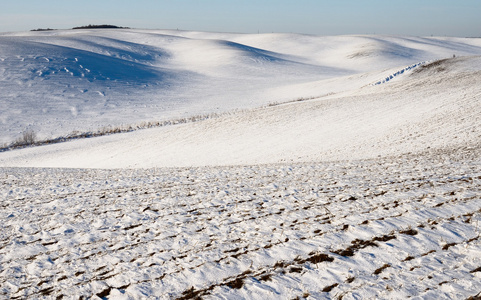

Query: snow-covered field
left=1, top=29, right=481, bottom=299
left=2, top=147, right=481, bottom=299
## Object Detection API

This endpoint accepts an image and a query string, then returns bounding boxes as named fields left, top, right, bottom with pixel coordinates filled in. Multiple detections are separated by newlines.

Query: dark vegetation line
left=72, top=24, right=130, bottom=30
left=30, top=28, right=56, bottom=32
left=1, top=92, right=330, bottom=153
left=31, top=24, right=129, bottom=31
left=0, top=112, right=226, bottom=153
left=2, top=92, right=323, bottom=153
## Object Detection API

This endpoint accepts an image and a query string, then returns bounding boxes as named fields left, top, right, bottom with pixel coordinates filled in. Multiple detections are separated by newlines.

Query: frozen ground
left=1, top=29, right=481, bottom=299
left=1, top=146, right=481, bottom=299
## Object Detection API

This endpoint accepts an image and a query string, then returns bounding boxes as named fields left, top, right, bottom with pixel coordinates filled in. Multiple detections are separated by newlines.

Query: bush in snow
left=14, top=129, right=37, bottom=147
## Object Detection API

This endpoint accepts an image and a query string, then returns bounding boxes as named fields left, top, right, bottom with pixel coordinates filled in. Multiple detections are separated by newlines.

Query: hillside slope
left=1, top=55, right=480, bottom=168
left=1, top=29, right=481, bottom=146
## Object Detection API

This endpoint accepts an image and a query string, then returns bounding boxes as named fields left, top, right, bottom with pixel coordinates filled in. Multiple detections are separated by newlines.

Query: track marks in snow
left=1, top=147, right=481, bottom=299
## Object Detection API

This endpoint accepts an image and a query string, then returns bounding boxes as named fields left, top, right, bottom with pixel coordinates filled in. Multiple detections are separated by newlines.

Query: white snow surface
left=1, top=29, right=481, bottom=148
left=1, top=29, right=481, bottom=299
left=1, top=148, right=481, bottom=299
left=1, top=53, right=481, bottom=168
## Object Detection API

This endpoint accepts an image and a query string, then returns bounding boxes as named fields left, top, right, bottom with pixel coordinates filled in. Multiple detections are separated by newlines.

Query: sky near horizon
left=1, top=0, right=480, bottom=37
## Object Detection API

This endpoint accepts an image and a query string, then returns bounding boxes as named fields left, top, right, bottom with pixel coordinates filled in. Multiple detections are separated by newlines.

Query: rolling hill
left=1, top=29, right=481, bottom=167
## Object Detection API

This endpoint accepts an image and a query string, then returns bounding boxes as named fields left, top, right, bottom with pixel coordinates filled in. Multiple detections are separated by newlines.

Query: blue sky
left=1, top=0, right=480, bottom=36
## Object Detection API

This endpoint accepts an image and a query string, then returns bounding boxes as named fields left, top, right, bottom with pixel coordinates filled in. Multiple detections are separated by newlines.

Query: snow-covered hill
left=1, top=53, right=480, bottom=168
left=1, top=29, right=481, bottom=149
left=1, top=30, right=481, bottom=299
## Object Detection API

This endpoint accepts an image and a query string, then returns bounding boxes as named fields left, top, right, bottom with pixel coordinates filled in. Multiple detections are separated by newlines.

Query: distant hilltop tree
left=72, top=24, right=130, bottom=30
left=31, top=28, right=56, bottom=31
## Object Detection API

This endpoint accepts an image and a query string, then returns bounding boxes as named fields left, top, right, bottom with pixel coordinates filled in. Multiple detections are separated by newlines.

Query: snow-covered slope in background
left=1, top=29, right=481, bottom=146
left=1, top=55, right=480, bottom=168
